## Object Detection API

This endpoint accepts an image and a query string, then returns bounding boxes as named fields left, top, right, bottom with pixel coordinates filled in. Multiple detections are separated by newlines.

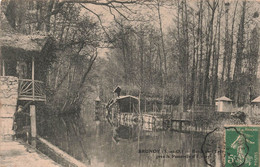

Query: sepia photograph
left=0, top=0, right=260, bottom=166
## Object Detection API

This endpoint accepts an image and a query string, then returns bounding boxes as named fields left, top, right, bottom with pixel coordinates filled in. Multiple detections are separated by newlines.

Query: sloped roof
left=113, top=86, right=121, bottom=93
left=215, top=96, right=232, bottom=102
left=95, top=96, right=101, bottom=101
left=0, top=7, right=47, bottom=52
left=107, top=95, right=139, bottom=108
left=117, top=95, right=139, bottom=101
left=252, top=96, right=260, bottom=103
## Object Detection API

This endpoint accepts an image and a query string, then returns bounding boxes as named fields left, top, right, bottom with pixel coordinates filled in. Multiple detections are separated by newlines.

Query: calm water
left=39, top=112, right=224, bottom=167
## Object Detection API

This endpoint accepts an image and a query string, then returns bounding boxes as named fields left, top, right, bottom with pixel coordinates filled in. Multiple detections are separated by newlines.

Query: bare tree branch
left=108, top=6, right=125, bottom=28
left=79, top=3, right=113, bottom=42
left=60, top=0, right=138, bottom=5
left=110, top=3, right=129, bottom=20
left=121, top=4, right=137, bottom=14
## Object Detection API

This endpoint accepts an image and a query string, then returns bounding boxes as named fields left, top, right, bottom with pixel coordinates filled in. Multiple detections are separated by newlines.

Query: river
left=37, top=111, right=224, bottom=167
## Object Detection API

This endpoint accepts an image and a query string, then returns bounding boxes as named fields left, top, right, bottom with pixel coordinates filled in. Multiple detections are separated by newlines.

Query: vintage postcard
left=0, top=0, right=260, bottom=167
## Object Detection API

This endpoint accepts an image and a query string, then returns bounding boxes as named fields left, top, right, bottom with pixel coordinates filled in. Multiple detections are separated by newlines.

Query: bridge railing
left=18, top=79, right=46, bottom=101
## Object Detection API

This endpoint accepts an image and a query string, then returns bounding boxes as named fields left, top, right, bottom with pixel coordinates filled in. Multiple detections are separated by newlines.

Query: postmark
left=225, top=125, right=260, bottom=167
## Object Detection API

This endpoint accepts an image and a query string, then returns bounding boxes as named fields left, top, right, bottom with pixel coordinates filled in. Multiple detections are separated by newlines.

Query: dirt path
left=0, top=139, right=61, bottom=167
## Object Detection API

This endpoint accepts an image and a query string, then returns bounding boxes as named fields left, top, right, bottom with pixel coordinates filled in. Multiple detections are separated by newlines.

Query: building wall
left=216, top=101, right=223, bottom=112
left=0, top=76, right=18, bottom=140
left=216, top=101, right=233, bottom=112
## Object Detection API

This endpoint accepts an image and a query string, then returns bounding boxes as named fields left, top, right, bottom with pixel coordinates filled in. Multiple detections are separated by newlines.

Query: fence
left=238, top=106, right=260, bottom=117
left=18, top=79, right=46, bottom=101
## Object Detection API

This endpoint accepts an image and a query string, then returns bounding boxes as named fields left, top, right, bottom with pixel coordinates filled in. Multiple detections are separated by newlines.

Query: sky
left=79, top=1, right=177, bottom=58
left=77, top=0, right=260, bottom=77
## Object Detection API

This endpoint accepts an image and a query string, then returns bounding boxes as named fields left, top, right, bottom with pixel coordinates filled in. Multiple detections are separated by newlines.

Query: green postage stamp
left=225, top=125, right=260, bottom=167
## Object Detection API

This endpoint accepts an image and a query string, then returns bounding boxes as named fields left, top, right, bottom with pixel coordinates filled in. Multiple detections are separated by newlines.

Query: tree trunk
left=203, top=0, right=217, bottom=104
left=157, top=0, right=167, bottom=86
left=233, top=1, right=246, bottom=106
left=227, top=1, right=238, bottom=97
left=212, top=2, right=222, bottom=104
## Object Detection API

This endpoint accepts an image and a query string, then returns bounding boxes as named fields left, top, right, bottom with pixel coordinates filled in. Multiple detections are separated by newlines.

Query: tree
left=233, top=1, right=246, bottom=105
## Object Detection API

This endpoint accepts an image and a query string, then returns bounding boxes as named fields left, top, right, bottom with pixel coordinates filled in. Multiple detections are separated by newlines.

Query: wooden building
left=215, top=96, right=233, bottom=112
left=110, top=95, right=139, bottom=113
left=0, top=8, right=54, bottom=140
left=0, top=8, right=55, bottom=102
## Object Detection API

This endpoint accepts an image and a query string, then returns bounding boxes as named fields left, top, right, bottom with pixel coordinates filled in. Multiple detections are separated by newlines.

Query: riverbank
left=0, top=138, right=60, bottom=167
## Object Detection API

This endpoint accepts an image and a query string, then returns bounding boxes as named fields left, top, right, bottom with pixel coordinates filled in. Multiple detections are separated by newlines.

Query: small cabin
left=0, top=8, right=55, bottom=139
left=252, top=96, right=260, bottom=108
left=215, top=96, right=233, bottom=112
left=110, top=95, right=139, bottom=113
left=0, top=9, right=55, bottom=102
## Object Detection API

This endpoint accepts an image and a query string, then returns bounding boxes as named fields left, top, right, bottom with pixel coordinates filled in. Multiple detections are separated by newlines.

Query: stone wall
left=0, top=76, right=19, bottom=140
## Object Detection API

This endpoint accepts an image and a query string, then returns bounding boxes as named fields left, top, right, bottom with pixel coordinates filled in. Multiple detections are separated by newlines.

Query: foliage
left=95, top=0, right=260, bottom=110
left=2, top=0, right=260, bottom=112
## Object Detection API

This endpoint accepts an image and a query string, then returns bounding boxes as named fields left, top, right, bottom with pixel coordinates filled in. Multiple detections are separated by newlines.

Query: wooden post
left=30, top=105, right=37, bottom=138
left=32, top=56, right=35, bottom=99
left=162, top=88, right=164, bottom=115
left=2, top=60, right=5, bottom=76
left=0, top=46, right=4, bottom=76
left=153, top=103, right=155, bottom=116
left=31, top=138, right=37, bottom=148
left=171, top=105, right=173, bottom=118
left=130, top=97, right=132, bottom=113
left=179, top=121, right=182, bottom=130
left=144, top=98, right=146, bottom=113
left=138, top=92, right=141, bottom=113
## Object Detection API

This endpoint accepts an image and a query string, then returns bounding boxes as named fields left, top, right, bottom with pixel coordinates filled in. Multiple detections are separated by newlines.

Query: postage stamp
left=225, top=125, right=260, bottom=167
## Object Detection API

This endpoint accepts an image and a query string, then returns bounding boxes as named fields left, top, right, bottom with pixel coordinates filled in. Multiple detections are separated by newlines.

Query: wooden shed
left=215, top=96, right=233, bottom=112
left=252, top=96, right=260, bottom=108
left=108, top=95, right=139, bottom=113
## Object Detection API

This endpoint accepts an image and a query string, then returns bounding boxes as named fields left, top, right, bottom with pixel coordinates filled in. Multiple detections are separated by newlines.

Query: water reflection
left=39, top=113, right=224, bottom=167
